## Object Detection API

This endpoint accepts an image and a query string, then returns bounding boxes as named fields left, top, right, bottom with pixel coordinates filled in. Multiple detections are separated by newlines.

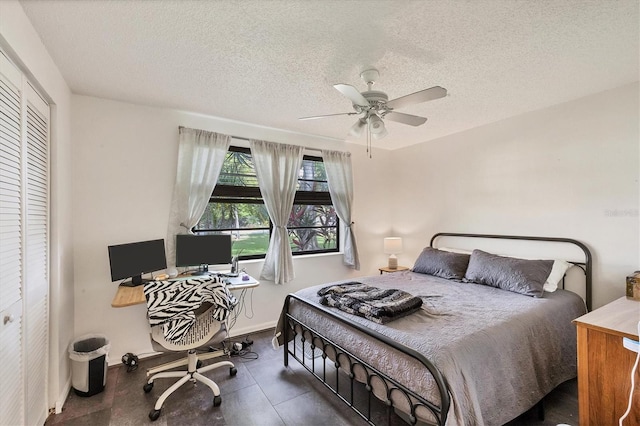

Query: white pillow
left=437, top=247, right=572, bottom=292
left=543, top=260, right=572, bottom=292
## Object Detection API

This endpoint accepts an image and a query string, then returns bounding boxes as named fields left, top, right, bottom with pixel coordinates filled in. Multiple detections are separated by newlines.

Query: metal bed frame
left=282, top=233, right=593, bottom=425
left=429, top=233, right=592, bottom=311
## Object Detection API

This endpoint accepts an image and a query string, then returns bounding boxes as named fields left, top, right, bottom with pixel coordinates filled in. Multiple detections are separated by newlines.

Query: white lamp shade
left=383, top=237, right=403, bottom=254
left=349, top=118, right=366, bottom=137
left=372, top=125, right=388, bottom=139
left=369, top=115, right=385, bottom=134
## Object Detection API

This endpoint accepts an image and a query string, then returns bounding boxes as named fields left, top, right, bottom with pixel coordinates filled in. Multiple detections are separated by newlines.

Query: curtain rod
left=228, top=135, right=317, bottom=152
left=230, top=135, right=324, bottom=153
left=178, top=126, right=327, bottom=153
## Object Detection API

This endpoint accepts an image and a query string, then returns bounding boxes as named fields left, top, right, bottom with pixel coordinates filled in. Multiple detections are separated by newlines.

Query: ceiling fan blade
left=386, top=86, right=447, bottom=110
left=384, top=111, right=428, bottom=126
left=299, top=112, right=358, bottom=121
left=334, top=84, right=370, bottom=107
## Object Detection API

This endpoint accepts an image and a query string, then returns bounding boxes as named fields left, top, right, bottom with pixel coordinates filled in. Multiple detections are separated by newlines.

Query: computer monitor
left=175, top=234, right=232, bottom=275
left=108, top=239, right=167, bottom=287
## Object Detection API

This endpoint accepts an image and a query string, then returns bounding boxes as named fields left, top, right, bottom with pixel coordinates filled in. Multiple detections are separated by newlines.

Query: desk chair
left=143, top=305, right=236, bottom=421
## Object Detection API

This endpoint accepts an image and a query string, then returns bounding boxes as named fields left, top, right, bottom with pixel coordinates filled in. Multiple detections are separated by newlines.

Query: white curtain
left=321, top=149, right=360, bottom=270
left=250, top=140, right=303, bottom=284
left=166, top=127, right=231, bottom=272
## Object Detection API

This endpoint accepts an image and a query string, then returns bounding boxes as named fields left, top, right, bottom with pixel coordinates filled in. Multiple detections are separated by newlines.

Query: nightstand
left=378, top=266, right=409, bottom=275
left=573, top=297, right=640, bottom=425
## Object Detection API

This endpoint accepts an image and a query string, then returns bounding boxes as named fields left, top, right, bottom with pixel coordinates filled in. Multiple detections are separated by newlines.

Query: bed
left=277, top=233, right=592, bottom=426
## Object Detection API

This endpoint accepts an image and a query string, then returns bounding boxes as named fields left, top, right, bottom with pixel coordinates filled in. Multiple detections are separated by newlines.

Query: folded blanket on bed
left=317, top=282, right=422, bottom=324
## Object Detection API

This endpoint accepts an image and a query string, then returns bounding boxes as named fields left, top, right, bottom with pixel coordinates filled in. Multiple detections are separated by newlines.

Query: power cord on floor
left=232, top=347, right=259, bottom=360
left=229, top=337, right=259, bottom=360
left=121, top=352, right=139, bottom=372
left=210, top=336, right=259, bottom=361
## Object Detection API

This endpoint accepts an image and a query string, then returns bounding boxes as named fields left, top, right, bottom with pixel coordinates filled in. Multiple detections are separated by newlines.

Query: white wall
left=70, top=83, right=639, bottom=365
left=0, top=0, right=74, bottom=412
left=71, top=95, right=393, bottom=364
left=391, top=82, right=639, bottom=309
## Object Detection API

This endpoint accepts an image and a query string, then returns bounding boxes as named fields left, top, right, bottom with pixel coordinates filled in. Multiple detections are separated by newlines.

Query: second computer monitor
left=175, top=234, right=232, bottom=270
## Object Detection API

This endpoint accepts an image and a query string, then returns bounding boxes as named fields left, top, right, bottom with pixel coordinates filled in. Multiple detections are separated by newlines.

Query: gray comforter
left=279, top=271, right=586, bottom=426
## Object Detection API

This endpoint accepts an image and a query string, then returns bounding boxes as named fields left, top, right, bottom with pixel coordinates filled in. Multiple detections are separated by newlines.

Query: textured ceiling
left=19, top=0, right=640, bottom=149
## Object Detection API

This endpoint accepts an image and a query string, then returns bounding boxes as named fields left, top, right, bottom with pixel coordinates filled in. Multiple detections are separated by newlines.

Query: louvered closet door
left=24, top=84, right=49, bottom=426
left=0, top=52, right=25, bottom=426
left=0, top=50, right=49, bottom=426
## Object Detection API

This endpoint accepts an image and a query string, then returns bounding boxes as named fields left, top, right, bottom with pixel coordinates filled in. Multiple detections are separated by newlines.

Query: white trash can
left=69, top=334, right=110, bottom=397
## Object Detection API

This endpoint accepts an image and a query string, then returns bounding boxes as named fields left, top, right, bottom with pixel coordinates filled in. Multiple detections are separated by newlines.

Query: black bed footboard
left=283, top=294, right=451, bottom=426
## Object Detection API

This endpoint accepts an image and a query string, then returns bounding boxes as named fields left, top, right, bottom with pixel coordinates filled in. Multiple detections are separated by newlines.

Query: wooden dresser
left=574, top=297, right=640, bottom=426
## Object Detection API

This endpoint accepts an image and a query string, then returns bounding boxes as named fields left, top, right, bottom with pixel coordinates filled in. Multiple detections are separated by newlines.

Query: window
left=194, top=146, right=338, bottom=259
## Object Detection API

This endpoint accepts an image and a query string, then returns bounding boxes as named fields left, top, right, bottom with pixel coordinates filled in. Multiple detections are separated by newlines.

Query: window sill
left=239, top=251, right=343, bottom=265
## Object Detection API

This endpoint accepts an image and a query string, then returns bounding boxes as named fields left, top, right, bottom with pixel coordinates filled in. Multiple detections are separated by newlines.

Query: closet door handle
left=3, top=315, right=15, bottom=325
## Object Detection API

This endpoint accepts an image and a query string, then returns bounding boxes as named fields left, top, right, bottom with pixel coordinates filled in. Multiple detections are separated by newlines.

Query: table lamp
left=384, top=237, right=403, bottom=269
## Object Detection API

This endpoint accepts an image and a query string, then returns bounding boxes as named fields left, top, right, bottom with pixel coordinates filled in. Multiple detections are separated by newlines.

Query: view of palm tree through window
left=194, top=147, right=338, bottom=259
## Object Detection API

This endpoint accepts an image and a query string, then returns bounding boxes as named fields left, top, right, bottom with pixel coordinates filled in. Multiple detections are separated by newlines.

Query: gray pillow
left=412, top=247, right=470, bottom=280
left=464, top=249, right=553, bottom=297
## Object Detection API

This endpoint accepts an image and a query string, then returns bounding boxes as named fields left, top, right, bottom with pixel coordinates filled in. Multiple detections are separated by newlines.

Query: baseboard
left=108, top=350, right=162, bottom=367
left=55, top=375, right=72, bottom=414
left=106, top=321, right=276, bottom=366
left=228, top=320, right=276, bottom=338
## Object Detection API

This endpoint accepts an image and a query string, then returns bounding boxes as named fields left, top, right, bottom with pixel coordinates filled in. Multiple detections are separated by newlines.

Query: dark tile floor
left=46, top=329, right=578, bottom=426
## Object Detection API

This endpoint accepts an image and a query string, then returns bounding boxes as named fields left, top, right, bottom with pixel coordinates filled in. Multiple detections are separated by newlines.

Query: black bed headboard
left=430, top=232, right=593, bottom=311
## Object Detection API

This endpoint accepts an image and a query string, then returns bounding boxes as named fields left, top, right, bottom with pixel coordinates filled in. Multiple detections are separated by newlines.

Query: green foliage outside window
left=194, top=147, right=338, bottom=259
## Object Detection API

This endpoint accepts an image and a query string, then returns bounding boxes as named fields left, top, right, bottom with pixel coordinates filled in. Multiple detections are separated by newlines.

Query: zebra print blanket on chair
left=143, top=277, right=238, bottom=343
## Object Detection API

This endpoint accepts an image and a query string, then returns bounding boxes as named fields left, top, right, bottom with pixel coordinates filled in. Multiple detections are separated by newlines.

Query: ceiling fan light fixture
left=368, top=115, right=385, bottom=134
left=349, top=118, right=366, bottom=137
left=372, top=126, right=388, bottom=139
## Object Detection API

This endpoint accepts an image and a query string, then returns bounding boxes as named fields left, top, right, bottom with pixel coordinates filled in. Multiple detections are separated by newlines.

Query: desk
left=573, top=297, right=640, bottom=425
left=111, top=275, right=259, bottom=308
left=111, top=274, right=259, bottom=377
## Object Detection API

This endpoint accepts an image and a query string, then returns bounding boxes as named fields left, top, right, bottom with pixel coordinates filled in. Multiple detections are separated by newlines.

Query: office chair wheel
left=196, top=360, right=203, bottom=369
left=213, top=395, right=222, bottom=407
left=230, top=367, right=237, bottom=376
left=149, top=409, right=161, bottom=421
left=143, top=382, right=154, bottom=393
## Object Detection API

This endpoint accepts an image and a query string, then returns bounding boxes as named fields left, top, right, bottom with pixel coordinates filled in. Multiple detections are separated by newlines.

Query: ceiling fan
left=300, top=68, right=447, bottom=140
